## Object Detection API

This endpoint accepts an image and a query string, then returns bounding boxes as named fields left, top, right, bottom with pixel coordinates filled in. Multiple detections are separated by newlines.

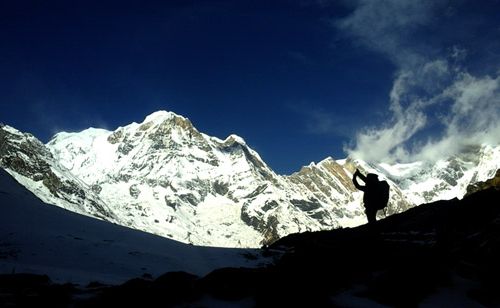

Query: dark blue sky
left=2, top=1, right=499, bottom=173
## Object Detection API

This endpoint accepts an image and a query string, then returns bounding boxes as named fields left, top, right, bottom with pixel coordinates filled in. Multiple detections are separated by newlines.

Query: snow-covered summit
left=1, top=124, right=24, bottom=136
left=143, top=110, right=179, bottom=124
left=224, top=134, right=247, bottom=145
left=50, top=127, right=111, bottom=144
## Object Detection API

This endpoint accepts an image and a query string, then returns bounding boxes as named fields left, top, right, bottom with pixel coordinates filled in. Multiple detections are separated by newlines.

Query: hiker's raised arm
left=352, top=171, right=365, bottom=191
left=355, top=169, right=367, bottom=182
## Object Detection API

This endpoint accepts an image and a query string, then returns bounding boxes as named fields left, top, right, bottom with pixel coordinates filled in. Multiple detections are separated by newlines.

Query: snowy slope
left=0, top=168, right=271, bottom=285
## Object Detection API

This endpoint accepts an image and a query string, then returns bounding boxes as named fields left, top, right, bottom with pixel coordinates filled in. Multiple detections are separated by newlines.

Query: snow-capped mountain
left=0, top=124, right=114, bottom=220
left=1, top=111, right=498, bottom=248
left=42, top=111, right=378, bottom=247
left=376, top=144, right=500, bottom=205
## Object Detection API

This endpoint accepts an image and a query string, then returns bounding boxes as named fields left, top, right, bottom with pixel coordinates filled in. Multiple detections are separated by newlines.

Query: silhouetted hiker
left=352, top=169, right=390, bottom=223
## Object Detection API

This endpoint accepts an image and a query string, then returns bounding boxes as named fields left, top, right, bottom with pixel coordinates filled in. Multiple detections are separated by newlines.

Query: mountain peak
left=0, top=124, right=23, bottom=136
left=142, top=110, right=179, bottom=124
left=49, top=127, right=110, bottom=145
left=138, top=110, right=198, bottom=134
left=318, top=156, right=336, bottom=165
left=224, top=134, right=247, bottom=145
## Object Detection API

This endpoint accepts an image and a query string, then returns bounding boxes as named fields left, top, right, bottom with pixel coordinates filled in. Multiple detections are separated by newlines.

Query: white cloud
left=450, top=45, right=467, bottom=63
left=339, top=0, right=500, bottom=163
left=346, top=107, right=427, bottom=162
left=336, top=0, right=447, bottom=68
left=348, top=68, right=500, bottom=163
left=415, top=73, right=500, bottom=160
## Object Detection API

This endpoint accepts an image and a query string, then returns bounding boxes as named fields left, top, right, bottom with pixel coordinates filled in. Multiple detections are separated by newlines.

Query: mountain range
left=1, top=110, right=498, bottom=247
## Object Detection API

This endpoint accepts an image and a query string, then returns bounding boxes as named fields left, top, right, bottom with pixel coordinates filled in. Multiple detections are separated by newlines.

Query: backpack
left=376, top=180, right=390, bottom=210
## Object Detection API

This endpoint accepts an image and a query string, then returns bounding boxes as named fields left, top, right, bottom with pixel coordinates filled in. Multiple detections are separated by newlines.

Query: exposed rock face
left=0, top=125, right=53, bottom=180
left=0, top=124, right=114, bottom=220
left=288, top=158, right=356, bottom=204
left=466, top=169, right=500, bottom=195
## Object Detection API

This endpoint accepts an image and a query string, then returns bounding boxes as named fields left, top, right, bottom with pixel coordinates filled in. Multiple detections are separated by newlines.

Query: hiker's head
left=366, top=173, right=379, bottom=183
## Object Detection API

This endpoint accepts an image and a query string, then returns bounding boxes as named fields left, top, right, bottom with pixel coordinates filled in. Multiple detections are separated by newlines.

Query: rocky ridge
left=0, top=124, right=114, bottom=220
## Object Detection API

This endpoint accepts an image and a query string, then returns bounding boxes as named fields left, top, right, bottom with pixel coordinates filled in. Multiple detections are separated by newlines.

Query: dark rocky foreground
left=1, top=187, right=499, bottom=307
